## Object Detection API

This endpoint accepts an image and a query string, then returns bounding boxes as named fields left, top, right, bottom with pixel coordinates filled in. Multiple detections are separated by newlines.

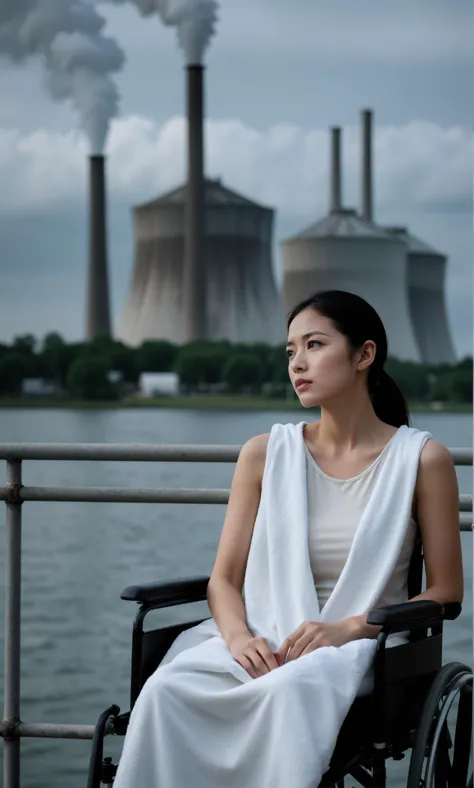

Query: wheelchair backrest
left=407, top=530, right=423, bottom=600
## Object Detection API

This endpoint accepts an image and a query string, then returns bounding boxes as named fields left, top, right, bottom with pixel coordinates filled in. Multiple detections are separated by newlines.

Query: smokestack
left=86, top=155, right=111, bottom=340
left=183, top=64, right=207, bottom=341
left=330, top=126, right=342, bottom=213
left=361, top=109, right=373, bottom=221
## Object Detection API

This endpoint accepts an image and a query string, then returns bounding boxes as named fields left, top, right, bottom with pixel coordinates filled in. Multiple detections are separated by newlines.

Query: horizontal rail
left=0, top=486, right=471, bottom=512
left=0, top=721, right=97, bottom=741
left=0, top=486, right=229, bottom=505
left=0, top=443, right=241, bottom=463
left=0, top=443, right=471, bottom=465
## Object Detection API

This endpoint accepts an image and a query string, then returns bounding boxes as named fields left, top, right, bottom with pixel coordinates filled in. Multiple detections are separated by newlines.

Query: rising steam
left=109, top=0, right=219, bottom=65
left=0, top=0, right=125, bottom=153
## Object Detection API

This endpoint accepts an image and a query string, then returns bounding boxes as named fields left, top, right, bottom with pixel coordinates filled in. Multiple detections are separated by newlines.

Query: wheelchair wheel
left=407, top=661, right=472, bottom=788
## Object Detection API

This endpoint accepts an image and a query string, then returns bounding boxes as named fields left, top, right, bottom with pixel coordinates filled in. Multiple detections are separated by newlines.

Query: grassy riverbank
left=0, top=395, right=471, bottom=413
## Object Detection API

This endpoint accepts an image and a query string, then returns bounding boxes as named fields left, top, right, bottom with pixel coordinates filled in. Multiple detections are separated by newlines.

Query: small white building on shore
left=138, top=372, right=180, bottom=398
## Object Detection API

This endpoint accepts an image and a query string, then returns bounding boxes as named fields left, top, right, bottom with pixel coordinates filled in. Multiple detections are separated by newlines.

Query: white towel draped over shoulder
left=113, top=422, right=431, bottom=788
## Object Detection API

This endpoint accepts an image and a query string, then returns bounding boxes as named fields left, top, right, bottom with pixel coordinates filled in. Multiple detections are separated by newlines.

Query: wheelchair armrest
left=120, top=576, right=209, bottom=607
left=366, top=600, right=462, bottom=634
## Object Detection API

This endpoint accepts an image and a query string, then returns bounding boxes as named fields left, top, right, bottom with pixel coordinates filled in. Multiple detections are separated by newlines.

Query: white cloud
left=0, top=114, right=470, bottom=221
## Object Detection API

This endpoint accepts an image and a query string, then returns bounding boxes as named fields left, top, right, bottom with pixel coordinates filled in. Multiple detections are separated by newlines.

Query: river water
left=0, top=408, right=472, bottom=787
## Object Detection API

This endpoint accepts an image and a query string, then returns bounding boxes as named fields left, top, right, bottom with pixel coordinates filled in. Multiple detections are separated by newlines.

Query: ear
left=356, top=340, right=376, bottom=372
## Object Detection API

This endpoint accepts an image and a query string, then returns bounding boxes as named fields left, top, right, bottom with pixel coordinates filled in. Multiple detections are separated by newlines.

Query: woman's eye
left=308, top=341, right=321, bottom=349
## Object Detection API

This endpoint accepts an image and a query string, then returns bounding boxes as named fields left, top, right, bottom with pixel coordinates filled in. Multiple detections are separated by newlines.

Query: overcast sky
left=0, top=0, right=471, bottom=356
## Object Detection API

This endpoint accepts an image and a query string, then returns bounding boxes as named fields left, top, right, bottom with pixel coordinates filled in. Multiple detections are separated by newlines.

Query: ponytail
left=369, top=369, right=410, bottom=427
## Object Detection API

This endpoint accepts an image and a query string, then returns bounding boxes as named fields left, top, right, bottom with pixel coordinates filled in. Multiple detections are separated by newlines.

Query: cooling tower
left=386, top=228, right=456, bottom=364
left=86, top=155, right=111, bottom=339
left=282, top=210, right=420, bottom=362
left=281, top=124, right=421, bottom=362
left=117, top=178, right=285, bottom=346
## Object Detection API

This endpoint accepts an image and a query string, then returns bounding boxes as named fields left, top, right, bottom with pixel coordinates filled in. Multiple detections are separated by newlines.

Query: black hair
left=287, top=290, right=410, bottom=427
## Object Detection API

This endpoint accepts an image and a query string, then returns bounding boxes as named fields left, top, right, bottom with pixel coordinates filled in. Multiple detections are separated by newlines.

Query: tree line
left=0, top=332, right=471, bottom=404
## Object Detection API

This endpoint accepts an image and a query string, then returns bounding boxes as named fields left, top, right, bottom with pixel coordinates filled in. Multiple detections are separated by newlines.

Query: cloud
left=0, top=114, right=470, bottom=222
left=0, top=112, right=470, bottom=355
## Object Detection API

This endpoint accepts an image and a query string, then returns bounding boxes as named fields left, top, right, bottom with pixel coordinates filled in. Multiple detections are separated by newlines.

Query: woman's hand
left=276, top=619, right=358, bottom=664
left=228, top=632, right=279, bottom=678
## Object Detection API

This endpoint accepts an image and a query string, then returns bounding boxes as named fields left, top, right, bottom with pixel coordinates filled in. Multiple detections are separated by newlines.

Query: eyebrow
left=286, top=330, right=329, bottom=347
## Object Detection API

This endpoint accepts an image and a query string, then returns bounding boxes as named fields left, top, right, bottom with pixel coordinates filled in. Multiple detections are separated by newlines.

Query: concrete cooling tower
left=117, top=178, right=285, bottom=346
left=282, top=208, right=421, bottom=362
left=282, top=109, right=457, bottom=363
left=386, top=228, right=455, bottom=364
left=281, top=119, right=421, bottom=362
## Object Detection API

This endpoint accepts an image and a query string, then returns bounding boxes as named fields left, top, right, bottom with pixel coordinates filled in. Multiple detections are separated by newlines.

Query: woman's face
left=286, top=308, right=372, bottom=408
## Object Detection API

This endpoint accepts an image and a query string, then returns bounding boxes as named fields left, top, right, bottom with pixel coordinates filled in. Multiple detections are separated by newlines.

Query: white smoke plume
left=108, top=0, right=219, bottom=65
left=0, top=0, right=125, bottom=153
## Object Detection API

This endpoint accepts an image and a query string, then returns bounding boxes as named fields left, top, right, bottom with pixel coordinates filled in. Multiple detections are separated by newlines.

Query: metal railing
left=0, top=442, right=472, bottom=788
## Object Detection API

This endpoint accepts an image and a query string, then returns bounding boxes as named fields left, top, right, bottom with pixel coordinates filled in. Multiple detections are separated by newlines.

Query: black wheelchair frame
left=87, top=534, right=472, bottom=788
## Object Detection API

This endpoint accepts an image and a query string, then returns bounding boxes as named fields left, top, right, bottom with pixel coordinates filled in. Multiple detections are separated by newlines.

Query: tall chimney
left=86, top=155, right=111, bottom=339
left=330, top=126, right=342, bottom=213
left=183, top=64, right=206, bottom=341
left=361, top=108, right=373, bottom=221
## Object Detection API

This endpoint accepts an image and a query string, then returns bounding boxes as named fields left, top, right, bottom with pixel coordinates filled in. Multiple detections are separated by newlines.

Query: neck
left=309, top=388, right=384, bottom=450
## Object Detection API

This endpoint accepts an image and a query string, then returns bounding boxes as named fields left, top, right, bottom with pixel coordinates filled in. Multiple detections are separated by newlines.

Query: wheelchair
left=87, top=532, right=472, bottom=787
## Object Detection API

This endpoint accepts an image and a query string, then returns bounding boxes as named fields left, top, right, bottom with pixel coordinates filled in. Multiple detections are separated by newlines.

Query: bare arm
left=352, top=439, right=464, bottom=639
left=207, top=433, right=269, bottom=649
left=411, top=440, right=463, bottom=604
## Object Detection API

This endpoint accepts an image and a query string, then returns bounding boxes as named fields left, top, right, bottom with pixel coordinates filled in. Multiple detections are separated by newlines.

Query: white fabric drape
left=113, top=422, right=431, bottom=788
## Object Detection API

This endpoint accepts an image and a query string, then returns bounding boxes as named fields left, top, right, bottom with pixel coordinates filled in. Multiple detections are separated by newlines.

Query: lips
left=295, top=379, right=312, bottom=390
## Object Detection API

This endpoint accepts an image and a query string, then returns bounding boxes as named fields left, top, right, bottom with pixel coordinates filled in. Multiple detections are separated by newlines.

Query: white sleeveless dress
left=113, top=422, right=431, bottom=788
left=305, top=437, right=417, bottom=612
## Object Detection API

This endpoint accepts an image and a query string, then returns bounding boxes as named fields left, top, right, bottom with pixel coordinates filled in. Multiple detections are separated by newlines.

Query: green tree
left=105, top=341, right=138, bottom=383
left=136, top=340, right=179, bottom=373
left=13, top=333, right=37, bottom=355
left=10, top=334, right=38, bottom=377
left=386, top=358, right=431, bottom=402
left=447, top=368, right=472, bottom=403
left=66, top=356, right=115, bottom=400
left=267, top=345, right=289, bottom=385
left=222, top=354, right=263, bottom=393
left=231, top=342, right=273, bottom=382
left=174, top=345, right=227, bottom=390
left=0, top=343, right=10, bottom=358
left=38, top=333, right=67, bottom=384
left=0, top=353, right=30, bottom=396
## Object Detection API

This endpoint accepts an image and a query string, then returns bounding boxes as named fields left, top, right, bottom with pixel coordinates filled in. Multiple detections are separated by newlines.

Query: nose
left=290, top=347, right=308, bottom=373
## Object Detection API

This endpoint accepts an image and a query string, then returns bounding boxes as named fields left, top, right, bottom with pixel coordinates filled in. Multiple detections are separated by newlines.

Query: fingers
left=276, top=623, right=308, bottom=663
left=276, top=637, right=291, bottom=664
left=236, top=655, right=259, bottom=679
left=286, top=633, right=313, bottom=661
left=237, top=638, right=280, bottom=677
left=254, top=639, right=279, bottom=672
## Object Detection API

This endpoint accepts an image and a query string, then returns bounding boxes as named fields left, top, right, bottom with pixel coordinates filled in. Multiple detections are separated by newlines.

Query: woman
left=114, top=290, right=463, bottom=788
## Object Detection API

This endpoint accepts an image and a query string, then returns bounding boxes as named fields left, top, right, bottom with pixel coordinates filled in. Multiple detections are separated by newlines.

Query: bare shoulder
left=239, top=433, right=270, bottom=466
left=416, top=438, right=457, bottom=499
left=234, top=433, right=270, bottom=487
left=418, top=439, right=454, bottom=472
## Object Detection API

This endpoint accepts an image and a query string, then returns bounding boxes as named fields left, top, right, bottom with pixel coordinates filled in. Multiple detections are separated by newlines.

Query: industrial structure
left=386, top=227, right=455, bottom=364
left=86, top=155, right=112, bottom=339
left=281, top=109, right=456, bottom=363
left=116, top=178, right=285, bottom=346
left=183, top=63, right=206, bottom=342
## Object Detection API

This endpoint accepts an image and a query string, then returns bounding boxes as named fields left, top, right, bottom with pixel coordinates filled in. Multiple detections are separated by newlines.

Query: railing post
left=3, top=459, right=23, bottom=788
